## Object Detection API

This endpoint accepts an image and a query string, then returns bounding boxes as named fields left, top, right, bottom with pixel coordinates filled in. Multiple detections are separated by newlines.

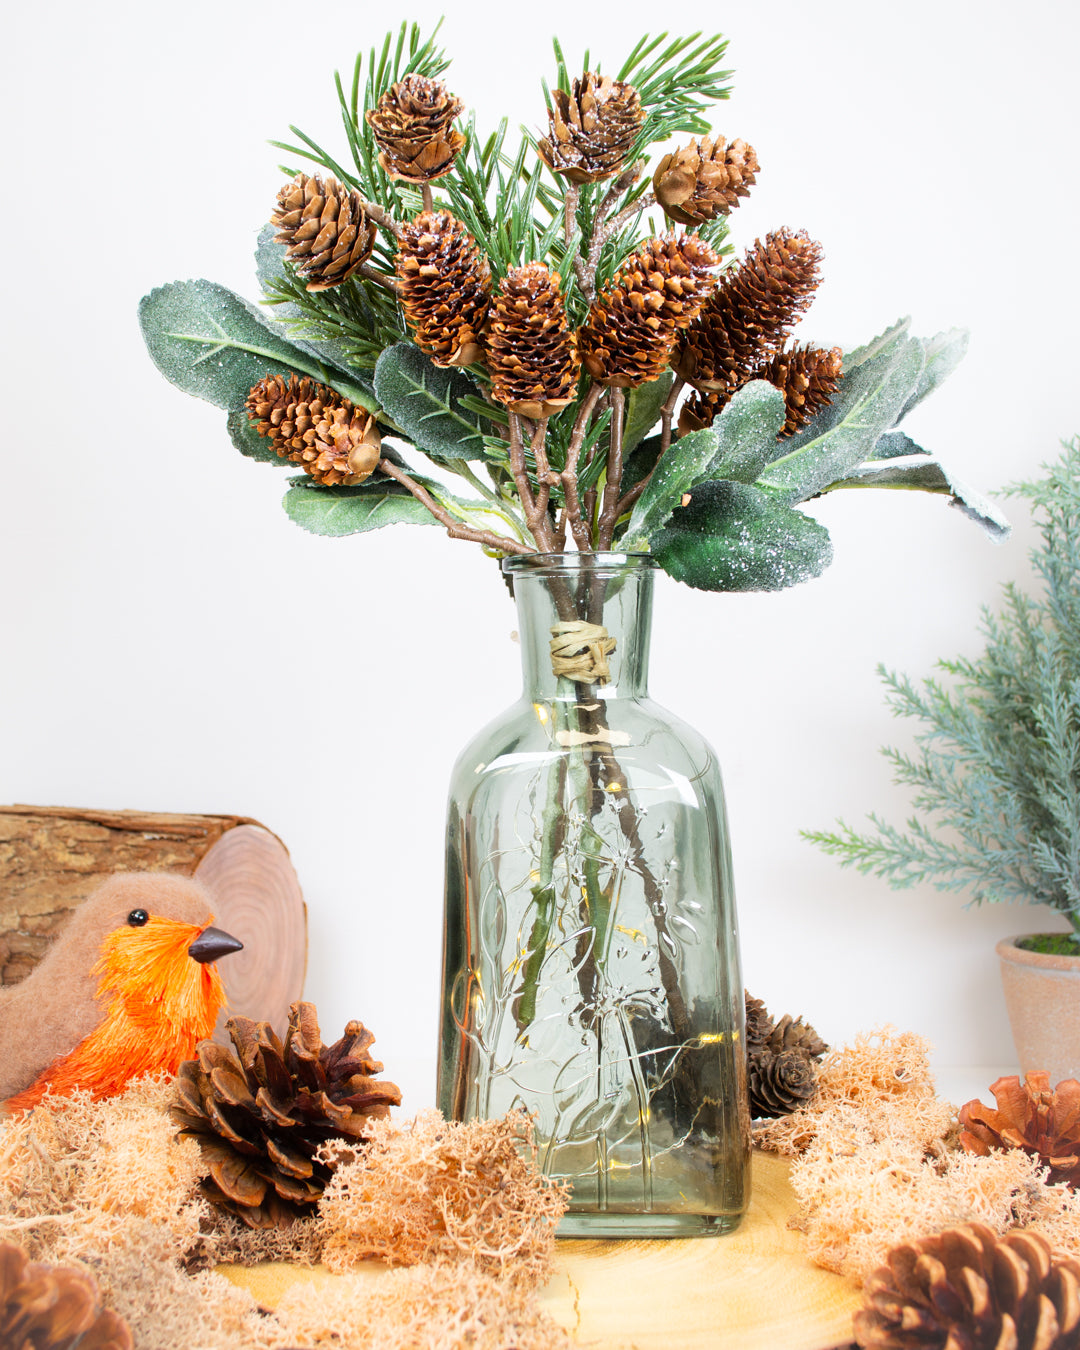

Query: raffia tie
left=549, top=621, right=616, bottom=684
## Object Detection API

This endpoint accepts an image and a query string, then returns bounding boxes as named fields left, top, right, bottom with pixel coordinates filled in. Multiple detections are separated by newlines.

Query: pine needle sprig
left=262, top=266, right=405, bottom=369
left=616, top=31, right=733, bottom=154
left=805, top=439, right=1080, bottom=930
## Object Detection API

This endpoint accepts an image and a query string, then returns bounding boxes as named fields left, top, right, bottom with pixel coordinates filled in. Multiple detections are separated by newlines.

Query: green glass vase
left=437, top=552, right=750, bottom=1236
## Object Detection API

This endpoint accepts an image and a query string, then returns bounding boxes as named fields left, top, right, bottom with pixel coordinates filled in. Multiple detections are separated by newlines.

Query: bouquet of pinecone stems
left=140, top=23, right=1006, bottom=580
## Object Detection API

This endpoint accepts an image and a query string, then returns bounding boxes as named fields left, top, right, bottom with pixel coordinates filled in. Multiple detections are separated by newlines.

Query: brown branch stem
left=357, top=263, right=402, bottom=295
left=360, top=198, right=405, bottom=239
left=375, top=458, right=533, bottom=555
left=560, top=383, right=604, bottom=551
left=421, top=184, right=434, bottom=213
left=507, top=414, right=555, bottom=552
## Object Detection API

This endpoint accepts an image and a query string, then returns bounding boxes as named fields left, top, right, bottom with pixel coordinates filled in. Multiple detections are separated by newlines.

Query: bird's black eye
left=127, top=909, right=149, bottom=927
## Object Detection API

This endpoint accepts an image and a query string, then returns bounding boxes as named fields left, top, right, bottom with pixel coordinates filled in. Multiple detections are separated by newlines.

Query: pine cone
left=960, top=1072, right=1080, bottom=1187
left=674, top=229, right=824, bottom=393
left=173, top=1002, right=402, bottom=1228
left=0, top=1242, right=131, bottom=1350
left=763, top=1012, right=829, bottom=1061
left=245, top=374, right=382, bottom=485
left=365, top=74, right=465, bottom=183
left=854, top=1223, right=1080, bottom=1350
left=579, top=233, right=719, bottom=388
left=653, top=138, right=759, bottom=225
left=396, top=210, right=491, bottom=367
left=754, top=344, right=844, bottom=436
left=486, top=263, right=580, bottom=417
left=271, top=173, right=376, bottom=292
left=749, top=1048, right=819, bottom=1118
left=538, top=72, right=644, bottom=184
left=744, top=991, right=774, bottom=1054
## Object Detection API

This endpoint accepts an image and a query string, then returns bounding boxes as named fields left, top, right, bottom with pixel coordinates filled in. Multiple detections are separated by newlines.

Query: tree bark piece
left=0, top=805, right=306, bottom=1038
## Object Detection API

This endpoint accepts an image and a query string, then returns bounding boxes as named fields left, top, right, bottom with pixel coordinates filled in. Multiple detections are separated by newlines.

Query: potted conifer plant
left=807, top=438, right=1080, bottom=1082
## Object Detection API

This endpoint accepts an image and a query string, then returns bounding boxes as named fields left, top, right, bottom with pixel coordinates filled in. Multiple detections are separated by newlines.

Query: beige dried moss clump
left=317, top=1109, right=569, bottom=1285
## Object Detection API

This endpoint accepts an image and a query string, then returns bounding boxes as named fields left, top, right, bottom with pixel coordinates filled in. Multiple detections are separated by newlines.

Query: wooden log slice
left=217, top=1151, right=861, bottom=1349
left=194, top=824, right=308, bottom=1038
left=0, top=805, right=307, bottom=1038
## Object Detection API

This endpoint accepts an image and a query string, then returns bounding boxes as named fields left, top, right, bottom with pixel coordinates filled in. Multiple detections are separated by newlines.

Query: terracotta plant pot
left=997, top=936, right=1080, bottom=1083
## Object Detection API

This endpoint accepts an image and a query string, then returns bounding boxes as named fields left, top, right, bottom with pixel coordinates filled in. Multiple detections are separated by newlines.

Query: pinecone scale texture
left=653, top=137, right=759, bottom=225
left=855, top=1223, right=1080, bottom=1350
left=173, top=1002, right=402, bottom=1228
left=245, top=375, right=382, bottom=485
left=366, top=75, right=465, bottom=183
left=579, top=233, right=719, bottom=388
left=486, top=263, right=580, bottom=417
left=538, top=72, right=644, bottom=184
left=960, top=1073, right=1080, bottom=1187
left=396, top=211, right=492, bottom=367
left=271, top=173, right=376, bottom=292
left=0, top=1242, right=132, bottom=1350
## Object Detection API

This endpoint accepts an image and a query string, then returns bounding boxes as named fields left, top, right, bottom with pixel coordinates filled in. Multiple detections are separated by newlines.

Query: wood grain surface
left=218, top=1151, right=861, bottom=1349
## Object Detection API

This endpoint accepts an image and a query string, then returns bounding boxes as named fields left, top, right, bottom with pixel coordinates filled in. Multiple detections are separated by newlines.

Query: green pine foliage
left=805, top=438, right=1080, bottom=930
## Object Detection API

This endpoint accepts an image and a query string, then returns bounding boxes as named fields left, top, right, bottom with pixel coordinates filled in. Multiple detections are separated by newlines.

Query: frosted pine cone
left=396, top=211, right=491, bottom=367
left=579, top=233, right=719, bottom=388
left=653, top=137, right=759, bottom=225
left=245, top=374, right=382, bottom=485
left=271, top=173, right=376, bottom=292
left=486, top=263, right=579, bottom=417
left=538, top=72, right=644, bottom=184
left=675, top=229, right=824, bottom=393
left=366, top=74, right=465, bottom=183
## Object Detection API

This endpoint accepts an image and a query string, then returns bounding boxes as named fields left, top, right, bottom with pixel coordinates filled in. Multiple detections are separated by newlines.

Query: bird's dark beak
left=188, top=926, right=244, bottom=964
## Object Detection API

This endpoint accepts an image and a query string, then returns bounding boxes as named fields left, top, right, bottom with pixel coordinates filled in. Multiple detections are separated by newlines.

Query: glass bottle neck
left=506, top=554, right=655, bottom=702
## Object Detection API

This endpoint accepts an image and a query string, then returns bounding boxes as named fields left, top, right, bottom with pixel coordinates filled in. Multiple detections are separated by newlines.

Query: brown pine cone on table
left=0, top=1242, right=132, bottom=1350
left=538, top=72, right=644, bottom=184
left=749, top=1047, right=819, bottom=1119
left=744, top=991, right=774, bottom=1054
left=960, top=1072, right=1080, bottom=1187
left=173, top=1001, right=401, bottom=1228
left=854, top=1223, right=1080, bottom=1349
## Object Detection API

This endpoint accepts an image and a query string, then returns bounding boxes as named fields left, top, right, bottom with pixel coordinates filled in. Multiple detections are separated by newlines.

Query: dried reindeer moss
left=316, top=1110, right=568, bottom=1285
left=272, top=1260, right=572, bottom=1349
left=0, top=1079, right=570, bottom=1349
left=755, top=1027, right=1080, bottom=1287
left=753, top=1025, right=950, bottom=1156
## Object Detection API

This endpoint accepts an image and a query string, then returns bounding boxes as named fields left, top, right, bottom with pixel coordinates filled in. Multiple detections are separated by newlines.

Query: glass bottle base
left=557, top=1210, right=746, bottom=1239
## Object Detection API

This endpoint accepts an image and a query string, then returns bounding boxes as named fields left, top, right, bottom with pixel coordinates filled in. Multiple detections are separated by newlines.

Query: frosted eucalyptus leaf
left=139, top=280, right=368, bottom=412
left=869, top=430, right=927, bottom=460
left=898, top=328, right=969, bottom=423
left=622, top=427, right=719, bottom=548
left=622, top=373, right=674, bottom=458
left=824, top=456, right=1011, bottom=542
left=226, top=408, right=287, bottom=465
left=652, top=480, right=833, bottom=592
left=255, top=225, right=380, bottom=384
left=283, top=478, right=439, bottom=536
left=758, top=339, right=924, bottom=505
left=707, top=380, right=788, bottom=482
left=844, top=316, right=911, bottom=369
left=373, top=343, right=490, bottom=460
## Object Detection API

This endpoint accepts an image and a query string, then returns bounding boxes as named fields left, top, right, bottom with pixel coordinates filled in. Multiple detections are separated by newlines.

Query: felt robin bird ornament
left=0, top=872, right=243, bottom=1112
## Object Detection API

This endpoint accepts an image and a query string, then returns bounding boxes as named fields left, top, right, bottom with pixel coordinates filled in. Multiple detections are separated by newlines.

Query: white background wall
left=3, top=0, right=1077, bottom=1109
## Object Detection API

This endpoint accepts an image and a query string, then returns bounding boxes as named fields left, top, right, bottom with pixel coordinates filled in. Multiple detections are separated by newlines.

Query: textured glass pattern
left=438, top=554, right=750, bottom=1236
